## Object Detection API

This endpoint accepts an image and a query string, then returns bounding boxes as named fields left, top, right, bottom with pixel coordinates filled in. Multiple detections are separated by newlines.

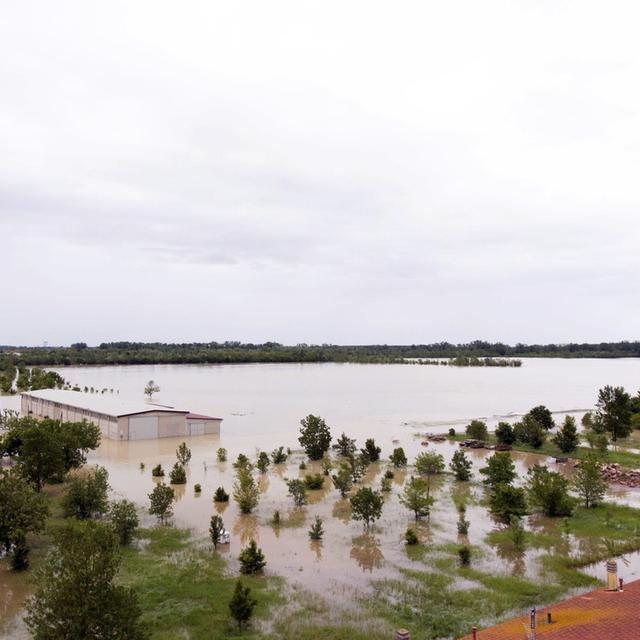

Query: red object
left=471, top=627, right=477, bottom=640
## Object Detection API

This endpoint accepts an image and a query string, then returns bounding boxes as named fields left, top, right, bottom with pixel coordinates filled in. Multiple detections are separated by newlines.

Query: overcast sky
left=2, top=1, right=639, bottom=346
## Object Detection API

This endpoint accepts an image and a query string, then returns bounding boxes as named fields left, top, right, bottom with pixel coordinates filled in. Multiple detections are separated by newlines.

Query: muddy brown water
left=2, top=359, right=640, bottom=636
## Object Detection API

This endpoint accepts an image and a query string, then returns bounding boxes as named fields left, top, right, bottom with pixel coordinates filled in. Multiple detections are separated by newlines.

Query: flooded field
left=1, top=358, right=640, bottom=637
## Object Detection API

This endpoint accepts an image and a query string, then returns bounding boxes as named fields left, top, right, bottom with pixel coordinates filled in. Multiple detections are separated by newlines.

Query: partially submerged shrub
left=216, top=448, right=227, bottom=462
left=214, top=486, right=229, bottom=502
left=389, top=447, right=407, bottom=468
left=308, top=515, right=324, bottom=540
left=465, top=419, right=488, bottom=441
left=176, top=442, right=192, bottom=465
left=194, top=483, right=202, bottom=493
left=238, top=539, right=266, bottom=574
left=303, top=474, right=324, bottom=490
left=169, top=462, right=187, bottom=485
left=151, top=464, right=164, bottom=478
left=286, top=479, right=307, bottom=506
left=458, top=545, right=471, bottom=566
left=109, top=499, right=138, bottom=545
left=256, top=452, right=270, bottom=474
left=270, top=446, right=288, bottom=464
left=405, top=527, right=419, bottom=545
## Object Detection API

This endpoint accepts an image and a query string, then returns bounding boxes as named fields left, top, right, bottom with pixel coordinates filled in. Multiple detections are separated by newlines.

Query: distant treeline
left=1, top=340, right=639, bottom=369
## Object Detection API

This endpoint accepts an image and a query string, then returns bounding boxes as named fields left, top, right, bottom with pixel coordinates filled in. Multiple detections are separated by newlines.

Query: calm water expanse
left=2, top=358, right=640, bottom=638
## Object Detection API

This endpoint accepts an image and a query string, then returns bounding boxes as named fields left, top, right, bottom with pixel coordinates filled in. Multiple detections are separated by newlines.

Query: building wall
left=187, top=418, right=222, bottom=435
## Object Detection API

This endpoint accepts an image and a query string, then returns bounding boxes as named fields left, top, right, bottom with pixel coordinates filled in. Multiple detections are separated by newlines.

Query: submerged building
left=20, top=389, right=222, bottom=440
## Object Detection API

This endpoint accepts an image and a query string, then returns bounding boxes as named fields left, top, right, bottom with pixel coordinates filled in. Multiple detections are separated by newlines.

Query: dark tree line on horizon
left=1, top=340, right=639, bottom=368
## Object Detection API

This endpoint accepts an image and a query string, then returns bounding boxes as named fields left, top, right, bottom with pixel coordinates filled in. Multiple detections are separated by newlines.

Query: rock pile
left=600, top=463, right=640, bottom=488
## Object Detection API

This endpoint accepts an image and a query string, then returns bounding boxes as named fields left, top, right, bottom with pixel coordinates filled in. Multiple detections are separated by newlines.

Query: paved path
left=458, top=579, right=640, bottom=639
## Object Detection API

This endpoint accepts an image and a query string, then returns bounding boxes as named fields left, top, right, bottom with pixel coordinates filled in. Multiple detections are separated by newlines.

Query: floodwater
left=1, top=358, right=640, bottom=636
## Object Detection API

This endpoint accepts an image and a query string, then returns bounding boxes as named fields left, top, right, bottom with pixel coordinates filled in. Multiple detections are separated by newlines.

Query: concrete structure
left=20, top=389, right=222, bottom=440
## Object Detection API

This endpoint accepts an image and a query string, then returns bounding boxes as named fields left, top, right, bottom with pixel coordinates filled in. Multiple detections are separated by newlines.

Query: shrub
left=458, top=545, right=471, bottom=566
left=216, top=447, right=227, bottom=462
left=457, top=513, right=470, bottom=535
left=308, top=515, right=324, bottom=540
left=238, top=539, right=266, bottom=574
left=303, top=474, right=324, bottom=490
left=465, top=419, right=488, bottom=441
left=256, top=452, right=270, bottom=473
left=109, top=499, right=138, bottom=545
left=299, top=414, right=332, bottom=460
left=148, top=483, right=175, bottom=523
left=151, top=464, right=164, bottom=477
left=449, top=450, right=472, bottom=481
left=233, top=454, right=251, bottom=470
left=270, top=446, right=288, bottom=464
left=480, top=452, right=516, bottom=489
left=229, top=580, right=257, bottom=630
left=62, top=467, right=109, bottom=519
left=495, top=421, right=516, bottom=445
left=526, top=464, right=574, bottom=517
left=360, top=438, right=381, bottom=463
left=176, top=442, right=191, bottom=465
left=415, top=451, right=445, bottom=476
left=552, top=416, right=579, bottom=453
left=381, top=477, right=392, bottom=492
left=194, top=483, right=202, bottom=493
left=448, top=428, right=456, bottom=437
left=331, top=463, right=353, bottom=497
left=209, top=514, right=225, bottom=549
left=169, top=462, right=187, bottom=485
left=384, top=469, right=395, bottom=480
left=299, top=461, right=307, bottom=470
left=389, top=447, right=407, bottom=468
left=405, top=527, right=419, bottom=545
left=214, top=486, right=229, bottom=502
left=286, top=479, right=307, bottom=506
left=350, top=487, right=383, bottom=530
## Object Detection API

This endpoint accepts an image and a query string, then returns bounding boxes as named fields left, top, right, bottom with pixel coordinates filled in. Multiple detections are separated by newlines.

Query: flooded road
left=1, top=358, right=639, bottom=636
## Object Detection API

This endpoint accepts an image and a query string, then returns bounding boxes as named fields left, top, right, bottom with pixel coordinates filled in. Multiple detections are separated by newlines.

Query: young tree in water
left=334, top=432, right=357, bottom=458
left=399, top=476, right=433, bottom=520
left=286, top=479, right=307, bottom=506
left=331, top=463, right=353, bottom=497
left=25, top=520, right=146, bottom=640
left=360, top=438, right=381, bottom=463
left=144, top=379, right=160, bottom=400
left=148, top=483, right=175, bottom=523
left=298, top=414, right=332, bottom=460
left=233, top=466, right=260, bottom=513
left=229, top=580, right=257, bottom=630
left=480, top=452, right=516, bottom=489
left=594, top=385, right=633, bottom=442
left=526, top=464, right=574, bottom=517
left=389, top=447, right=408, bottom=468
left=350, top=487, right=383, bottom=530
left=415, top=451, right=445, bottom=476
left=238, top=539, right=266, bottom=574
left=109, top=499, right=139, bottom=545
left=209, top=514, right=225, bottom=549
left=449, top=450, right=473, bottom=481
left=62, top=466, right=110, bottom=519
left=176, top=442, right=191, bottom=465
left=553, top=416, right=580, bottom=453
left=573, top=452, right=606, bottom=508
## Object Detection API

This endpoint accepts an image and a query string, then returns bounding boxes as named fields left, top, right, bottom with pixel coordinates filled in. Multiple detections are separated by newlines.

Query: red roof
left=186, top=412, right=222, bottom=421
left=457, top=579, right=640, bottom=639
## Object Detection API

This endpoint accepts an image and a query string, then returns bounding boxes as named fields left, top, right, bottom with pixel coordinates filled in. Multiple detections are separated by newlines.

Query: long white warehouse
left=21, top=389, right=222, bottom=440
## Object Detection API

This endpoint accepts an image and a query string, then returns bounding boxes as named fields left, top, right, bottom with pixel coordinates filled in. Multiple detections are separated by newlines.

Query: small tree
left=399, top=476, right=433, bottom=520
left=495, top=422, right=516, bottom=445
left=233, top=453, right=252, bottom=470
left=144, top=380, right=160, bottom=400
left=360, top=438, right=381, bottom=463
left=350, top=487, right=383, bottom=530
left=214, top=486, right=230, bottom=502
left=553, top=416, right=580, bottom=453
left=209, top=514, right=225, bottom=549
left=526, top=464, right=574, bottom=517
left=148, top=483, right=175, bottom=523
left=216, top=447, right=227, bottom=462
left=415, top=451, right=445, bottom=476
left=489, top=484, right=528, bottom=521
left=239, top=539, right=266, bottom=574
left=308, top=515, right=324, bottom=540
left=298, top=414, right=332, bottom=460
left=380, top=477, right=392, bottom=492
left=466, top=419, right=488, bottom=441
left=229, top=580, right=256, bottom=630
left=335, top=433, right=357, bottom=458
left=303, top=474, right=324, bottom=490
left=176, top=442, right=192, bottom=465
left=525, top=405, right=555, bottom=430
left=270, top=446, right=288, bottom=464
left=573, top=452, right=607, bottom=508
left=449, top=450, right=472, bottom=481
left=169, top=462, right=187, bottom=484
left=331, top=463, right=353, bottom=497
left=62, top=466, right=109, bottom=519
left=480, top=452, right=516, bottom=489
left=286, top=478, right=308, bottom=506
left=457, top=511, right=470, bottom=535
left=513, top=416, right=546, bottom=448
left=256, top=452, right=270, bottom=473
left=405, top=527, right=419, bottom=545
left=233, top=467, right=260, bottom=513
left=594, top=385, right=633, bottom=441
left=109, top=499, right=139, bottom=545
left=389, top=447, right=408, bottom=468
left=151, top=464, right=164, bottom=477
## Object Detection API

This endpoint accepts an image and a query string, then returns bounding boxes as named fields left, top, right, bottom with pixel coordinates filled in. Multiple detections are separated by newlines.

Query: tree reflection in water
left=350, top=534, right=384, bottom=572
left=309, top=539, right=323, bottom=562
left=233, top=514, right=259, bottom=545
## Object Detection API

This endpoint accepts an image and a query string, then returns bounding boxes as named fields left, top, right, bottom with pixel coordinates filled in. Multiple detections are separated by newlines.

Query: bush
left=495, top=422, right=516, bottom=445
left=299, top=414, right=332, bottom=460
left=209, top=514, right=225, bottom=549
left=109, top=499, right=138, bottom=545
left=256, top=452, right=270, bottom=473
left=360, top=438, right=381, bottom=463
left=151, top=464, right=164, bottom=477
left=229, top=580, right=257, bottom=630
left=381, top=477, right=392, bottom=492
left=308, top=515, right=324, bottom=540
left=176, top=442, right=191, bottom=465
left=458, top=545, right=471, bottom=566
left=405, top=527, right=419, bottom=545
left=233, top=454, right=251, bottom=470
left=553, top=416, right=580, bottom=453
left=465, top=419, right=488, bottom=441
left=331, top=463, right=353, bottom=498
left=148, top=483, right=175, bottom=523
left=415, top=451, right=445, bottom=476
left=194, top=483, right=202, bottom=493
left=480, top=452, right=516, bottom=489
left=271, top=447, right=288, bottom=464
left=299, top=461, right=307, bottom=470
left=513, top=416, right=546, bottom=448
left=448, top=428, right=456, bottom=437
left=449, top=450, right=472, bottom=481
left=457, top=513, right=470, bottom=535
left=62, top=467, right=109, bottom=519
left=350, top=487, right=383, bottom=530
left=216, top=448, right=227, bottom=462
left=169, top=462, right=187, bottom=484
left=526, top=464, right=573, bottom=517
left=303, top=473, right=324, bottom=490
left=238, top=539, right=266, bottom=574
left=389, top=447, right=407, bottom=468
left=384, top=469, right=395, bottom=480
left=214, top=486, right=229, bottom=502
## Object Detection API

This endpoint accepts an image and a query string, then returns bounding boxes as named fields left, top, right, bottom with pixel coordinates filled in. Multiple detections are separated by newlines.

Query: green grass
left=118, top=527, right=281, bottom=639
